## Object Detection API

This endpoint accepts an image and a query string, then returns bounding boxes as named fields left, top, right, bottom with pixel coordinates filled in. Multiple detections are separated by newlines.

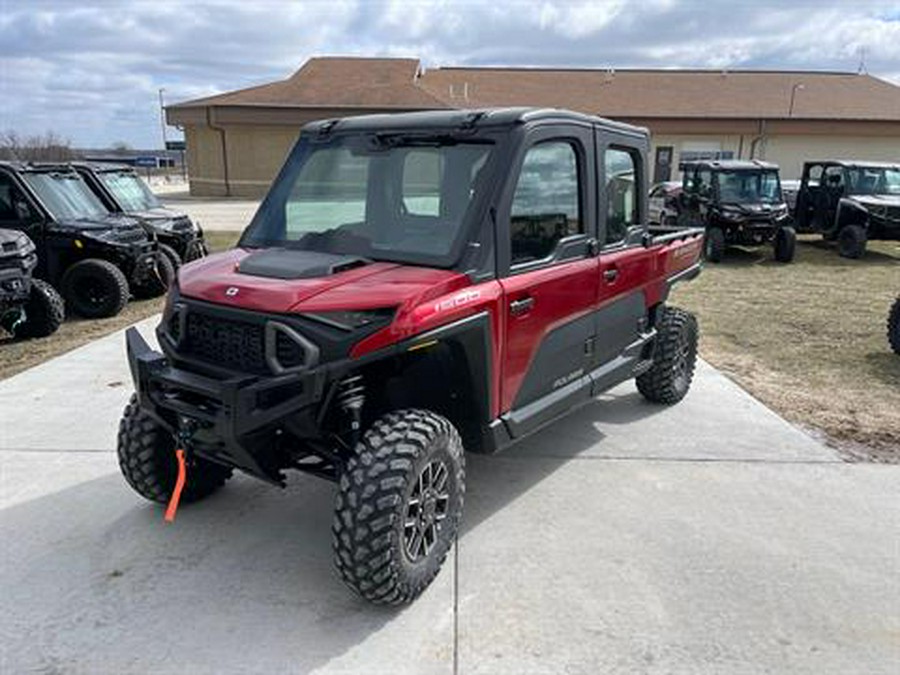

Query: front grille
left=184, top=311, right=268, bottom=374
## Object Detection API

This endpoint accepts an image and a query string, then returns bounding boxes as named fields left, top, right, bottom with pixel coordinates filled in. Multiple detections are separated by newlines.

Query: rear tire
left=837, top=225, right=867, bottom=259
left=774, top=226, right=797, bottom=263
left=333, top=409, right=465, bottom=605
left=704, top=227, right=726, bottom=263
left=131, top=253, right=174, bottom=300
left=12, top=279, right=64, bottom=338
left=637, top=306, right=699, bottom=405
left=61, top=258, right=129, bottom=318
left=117, top=394, right=232, bottom=504
left=888, top=297, right=900, bottom=356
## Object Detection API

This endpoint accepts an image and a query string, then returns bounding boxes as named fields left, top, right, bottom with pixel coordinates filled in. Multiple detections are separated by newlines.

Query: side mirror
left=14, top=200, right=34, bottom=222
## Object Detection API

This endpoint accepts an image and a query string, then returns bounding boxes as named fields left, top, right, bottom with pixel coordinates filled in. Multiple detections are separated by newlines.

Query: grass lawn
left=2, top=230, right=897, bottom=461
left=672, top=235, right=900, bottom=462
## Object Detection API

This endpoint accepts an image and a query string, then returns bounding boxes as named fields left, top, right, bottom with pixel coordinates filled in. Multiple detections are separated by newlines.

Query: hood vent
left=237, top=249, right=369, bottom=280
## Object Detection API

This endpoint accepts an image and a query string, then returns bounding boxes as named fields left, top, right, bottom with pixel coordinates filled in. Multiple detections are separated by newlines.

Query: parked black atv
left=0, top=228, right=64, bottom=338
left=889, top=296, right=900, bottom=355
left=0, top=162, right=172, bottom=318
left=72, top=163, right=207, bottom=270
left=794, top=160, right=900, bottom=259
left=678, top=160, right=796, bottom=263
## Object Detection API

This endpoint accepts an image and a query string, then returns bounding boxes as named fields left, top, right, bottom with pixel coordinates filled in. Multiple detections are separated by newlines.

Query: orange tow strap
left=164, top=448, right=187, bottom=523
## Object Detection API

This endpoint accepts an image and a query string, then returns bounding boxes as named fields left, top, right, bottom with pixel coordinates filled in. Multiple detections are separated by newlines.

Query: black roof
left=70, top=161, right=133, bottom=173
left=303, top=107, right=649, bottom=138
left=679, top=159, right=779, bottom=171
left=0, top=161, right=78, bottom=174
left=804, top=159, right=900, bottom=170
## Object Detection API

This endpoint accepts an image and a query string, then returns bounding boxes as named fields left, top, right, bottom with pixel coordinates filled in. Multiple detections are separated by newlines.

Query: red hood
left=178, top=249, right=471, bottom=315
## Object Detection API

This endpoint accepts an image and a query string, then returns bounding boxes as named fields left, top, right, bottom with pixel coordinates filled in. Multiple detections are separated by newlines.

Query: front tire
left=637, top=306, right=699, bottom=404
left=333, top=409, right=465, bottom=605
left=888, top=297, right=900, bottom=355
left=117, top=394, right=232, bottom=504
left=774, top=226, right=797, bottom=263
left=61, top=258, right=129, bottom=318
left=837, top=225, right=867, bottom=259
left=132, top=253, right=175, bottom=300
left=12, top=279, right=64, bottom=338
left=159, top=243, right=183, bottom=271
left=704, top=227, right=726, bottom=263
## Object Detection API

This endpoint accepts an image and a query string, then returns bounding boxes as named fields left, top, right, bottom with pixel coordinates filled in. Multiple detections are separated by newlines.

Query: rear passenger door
left=498, top=124, right=599, bottom=433
left=592, top=132, right=652, bottom=388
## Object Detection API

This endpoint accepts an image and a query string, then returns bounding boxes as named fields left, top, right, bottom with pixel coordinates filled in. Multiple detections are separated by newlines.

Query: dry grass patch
left=673, top=235, right=900, bottom=462
left=0, top=231, right=242, bottom=380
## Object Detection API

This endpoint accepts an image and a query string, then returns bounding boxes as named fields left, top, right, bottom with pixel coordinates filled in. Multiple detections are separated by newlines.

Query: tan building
left=167, top=56, right=900, bottom=197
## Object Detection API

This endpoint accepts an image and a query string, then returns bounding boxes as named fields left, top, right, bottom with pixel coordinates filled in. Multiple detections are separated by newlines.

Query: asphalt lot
left=160, top=190, right=259, bottom=231
left=1, top=318, right=898, bottom=674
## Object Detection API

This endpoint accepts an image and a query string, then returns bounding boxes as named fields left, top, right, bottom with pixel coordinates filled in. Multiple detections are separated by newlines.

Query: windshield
left=846, top=167, right=900, bottom=196
left=23, top=171, right=108, bottom=220
left=716, top=170, right=782, bottom=204
left=99, top=171, right=161, bottom=210
left=240, top=134, right=495, bottom=265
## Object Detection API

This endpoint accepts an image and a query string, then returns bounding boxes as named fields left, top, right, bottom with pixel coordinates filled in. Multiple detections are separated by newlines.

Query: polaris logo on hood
left=225, top=287, right=240, bottom=297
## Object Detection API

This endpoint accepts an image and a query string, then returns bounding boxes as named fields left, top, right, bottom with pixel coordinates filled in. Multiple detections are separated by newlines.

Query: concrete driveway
left=1, top=319, right=898, bottom=674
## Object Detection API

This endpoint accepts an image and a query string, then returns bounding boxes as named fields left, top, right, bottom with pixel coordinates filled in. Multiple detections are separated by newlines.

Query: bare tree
left=0, top=131, right=78, bottom=162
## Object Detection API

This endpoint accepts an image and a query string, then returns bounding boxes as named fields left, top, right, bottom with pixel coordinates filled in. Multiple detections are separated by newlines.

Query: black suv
left=678, top=160, right=795, bottom=263
left=72, top=163, right=207, bottom=270
left=0, top=228, right=63, bottom=338
left=794, top=160, right=900, bottom=258
left=0, top=162, right=170, bottom=318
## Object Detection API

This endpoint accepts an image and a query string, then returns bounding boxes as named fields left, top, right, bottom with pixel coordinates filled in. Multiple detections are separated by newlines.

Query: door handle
left=510, top=296, right=535, bottom=316
left=603, top=268, right=619, bottom=283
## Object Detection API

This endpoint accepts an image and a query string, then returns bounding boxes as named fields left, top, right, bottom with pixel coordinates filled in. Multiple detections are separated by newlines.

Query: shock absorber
left=336, top=374, right=365, bottom=443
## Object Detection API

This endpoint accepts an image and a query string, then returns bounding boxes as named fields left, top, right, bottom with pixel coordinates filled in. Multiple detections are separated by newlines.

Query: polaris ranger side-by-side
left=678, top=160, right=796, bottom=263
left=0, top=163, right=171, bottom=318
left=0, top=228, right=63, bottom=338
left=72, top=163, right=208, bottom=269
left=118, top=109, right=704, bottom=604
left=794, top=160, right=900, bottom=258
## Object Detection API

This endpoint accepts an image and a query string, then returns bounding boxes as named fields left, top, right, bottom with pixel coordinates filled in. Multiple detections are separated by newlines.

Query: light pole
left=158, top=88, right=168, bottom=150
left=789, top=83, right=805, bottom=117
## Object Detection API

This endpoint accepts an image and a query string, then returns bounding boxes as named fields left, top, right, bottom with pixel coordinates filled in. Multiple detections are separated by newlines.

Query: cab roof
left=679, top=159, right=779, bottom=171
left=804, top=159, right=900, bottom=170
left=303, top=107, right=649, bottom=139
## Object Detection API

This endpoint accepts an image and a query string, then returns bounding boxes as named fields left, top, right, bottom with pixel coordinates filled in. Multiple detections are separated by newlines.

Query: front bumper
left=127, top=327, right=326, bottom=482
left=158, top=230, right=208, bottom=261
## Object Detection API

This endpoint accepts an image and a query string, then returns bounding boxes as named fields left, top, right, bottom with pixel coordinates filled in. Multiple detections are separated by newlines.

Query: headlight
left=304, top=308, right=394, bottom=331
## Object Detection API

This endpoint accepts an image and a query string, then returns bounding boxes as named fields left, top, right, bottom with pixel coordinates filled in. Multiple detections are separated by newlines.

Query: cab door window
left=509, top=141, right=582, bottom=267
left=604, top=148, right=638, bottom=245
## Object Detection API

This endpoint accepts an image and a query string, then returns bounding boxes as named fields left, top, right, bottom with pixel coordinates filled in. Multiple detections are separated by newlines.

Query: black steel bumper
left=126, top=327, right=326, bottom=481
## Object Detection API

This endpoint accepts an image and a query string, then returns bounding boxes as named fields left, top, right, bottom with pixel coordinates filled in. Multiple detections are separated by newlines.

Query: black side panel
left=512, top=312, right=593, bottom=409
left=593, top=292, right=646, bottom=366
left=237, top=249, right=369, bottom=280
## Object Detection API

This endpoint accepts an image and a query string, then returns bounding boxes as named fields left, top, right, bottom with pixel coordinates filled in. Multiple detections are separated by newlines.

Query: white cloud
left=1, top=0, right=898, bottom=147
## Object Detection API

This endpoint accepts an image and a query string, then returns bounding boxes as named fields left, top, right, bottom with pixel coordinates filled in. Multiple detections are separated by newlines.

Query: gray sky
left=2, top=0, right=899, bottom=149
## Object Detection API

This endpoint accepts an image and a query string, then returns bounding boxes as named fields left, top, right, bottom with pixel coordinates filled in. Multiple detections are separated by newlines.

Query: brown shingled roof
left=170, top=56, right=451, bottom=110
left=170, top=57, right=900, bottom=122
left=419, top=67, right=900, bottom=121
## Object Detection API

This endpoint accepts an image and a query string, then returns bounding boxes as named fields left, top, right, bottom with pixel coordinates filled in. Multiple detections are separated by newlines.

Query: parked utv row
left=649, top=158, right=900, bottom=262
left=0, top=161, right=207, bottom=338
